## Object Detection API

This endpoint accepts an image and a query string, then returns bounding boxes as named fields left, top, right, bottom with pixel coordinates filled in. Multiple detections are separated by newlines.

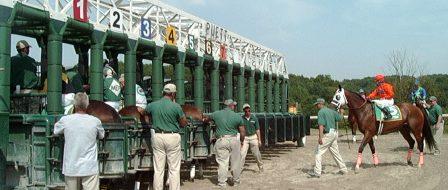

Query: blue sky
left=164, top=0, right=448, bottom=80
left=11, top=0, right=448, bottom=80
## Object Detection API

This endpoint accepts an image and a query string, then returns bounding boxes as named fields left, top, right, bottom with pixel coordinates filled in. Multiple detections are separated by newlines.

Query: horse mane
left=345, top=89, right=371, bottom=103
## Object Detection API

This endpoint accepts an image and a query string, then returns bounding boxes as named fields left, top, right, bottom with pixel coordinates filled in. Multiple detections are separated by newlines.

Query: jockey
left=410, top=79, right=427, bottom=107
left=367, top=74, right=395, bottom=119
left=119, top=74, right=148, bottom=109
left=103, top=66, right=122, bottom=111
left=358, top=88, right=366, bottom=99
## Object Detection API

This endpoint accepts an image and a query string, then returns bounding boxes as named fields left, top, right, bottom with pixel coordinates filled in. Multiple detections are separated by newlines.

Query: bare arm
left=318, top=125, right=324, bottom=145
left=256, top=129, right=261, bottom=145
left=437, top=115, right=443, bottom=124
left=238, top=125, right=246, bottom=144
left=179, top=116, right=188, bottom=128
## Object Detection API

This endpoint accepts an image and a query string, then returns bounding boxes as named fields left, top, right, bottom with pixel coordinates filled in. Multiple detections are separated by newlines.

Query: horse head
left=86, top=100, right=122, bottom=123
left=119, top=106, right=151, bottom=127
left=331, top=85, right=348, bottom=109
left=181, top=104, right=204, bottom=121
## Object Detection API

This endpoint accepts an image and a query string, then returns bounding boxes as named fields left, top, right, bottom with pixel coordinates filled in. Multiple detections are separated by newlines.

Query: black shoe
left=307, top=171, right=321, bottom=178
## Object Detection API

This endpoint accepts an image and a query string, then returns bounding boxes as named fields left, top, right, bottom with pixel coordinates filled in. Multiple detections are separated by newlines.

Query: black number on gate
left=168, top=30, right=175, bottom=43
left=113, top=11, right=120, bottom=28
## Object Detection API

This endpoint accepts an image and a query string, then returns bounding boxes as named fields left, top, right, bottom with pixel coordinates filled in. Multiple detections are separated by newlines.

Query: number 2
left=110, top=8, right=122, bottom=30
left=113, top=11, right=120, bottom=28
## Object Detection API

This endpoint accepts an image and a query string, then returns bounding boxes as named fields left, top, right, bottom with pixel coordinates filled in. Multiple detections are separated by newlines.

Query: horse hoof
left=354, top=166, right=360, bottom=174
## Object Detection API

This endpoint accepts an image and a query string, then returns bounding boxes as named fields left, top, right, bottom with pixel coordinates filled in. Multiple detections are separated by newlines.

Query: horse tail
left=420, top=107, right=435, bottom=151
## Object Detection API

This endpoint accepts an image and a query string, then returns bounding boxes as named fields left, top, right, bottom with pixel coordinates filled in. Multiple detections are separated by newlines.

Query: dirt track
left=180, top=129, right=447, bottom=190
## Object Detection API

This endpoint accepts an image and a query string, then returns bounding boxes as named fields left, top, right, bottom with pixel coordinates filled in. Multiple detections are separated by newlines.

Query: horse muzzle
left=331, top=100, right=340, bottom=108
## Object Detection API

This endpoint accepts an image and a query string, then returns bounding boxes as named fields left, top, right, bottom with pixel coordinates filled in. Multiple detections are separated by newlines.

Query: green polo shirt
left=211, top=108, right=244, bottom=137
left=10, top=54, right=38, bottom=90
left=428, top=104, right=443, bottom=125
left=317, top=106, right=342, bottom=133
left=103, top=76, right=122, bottom=101
left=242, top=115, right=259, bottom=136
left=146, top=97, right=185, bottom=132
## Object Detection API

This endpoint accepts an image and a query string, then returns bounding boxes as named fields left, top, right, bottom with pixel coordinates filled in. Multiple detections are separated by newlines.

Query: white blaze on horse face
left=331, top=88, right=348, bottom=108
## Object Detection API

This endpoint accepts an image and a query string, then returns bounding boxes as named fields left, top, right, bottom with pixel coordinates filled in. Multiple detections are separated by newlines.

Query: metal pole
left=281, top=78, right=288, bottom=113
left=89, top=30, right=106, bottom=101
left=210, top=60, right=220, bottom=112
left=0, top=8, right=12, bottom=188
left=237, top=65, right=245, bottom=112
left=266, top=73, right=273, bottom=113
left=124, top=39, right=137, bottom=106
left=194, top=56, right=204, bottom=109
left=225, top=63, right=233, bottom=100
left=47, top=19, right=66, bottom=114
left=274, top=75, right=280, bottom=113
left=175, top=52, right=186, bottom=105
left=257, top=71, right=265, bottom=112
left=151, top=46, right=164, bottom=101
left=248, top=69, right=256, bottom=111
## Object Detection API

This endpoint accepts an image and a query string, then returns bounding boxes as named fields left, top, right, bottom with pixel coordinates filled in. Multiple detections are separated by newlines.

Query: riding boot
left=380, top=107, right=392, bottom=119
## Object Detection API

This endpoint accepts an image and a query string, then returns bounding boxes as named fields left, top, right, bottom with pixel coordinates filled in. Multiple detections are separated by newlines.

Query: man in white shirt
left=54, top=92, right=105, bottom=190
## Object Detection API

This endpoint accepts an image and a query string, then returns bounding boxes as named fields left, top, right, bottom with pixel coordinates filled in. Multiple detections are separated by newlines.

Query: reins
left=348, top=99, right=368, bottom=110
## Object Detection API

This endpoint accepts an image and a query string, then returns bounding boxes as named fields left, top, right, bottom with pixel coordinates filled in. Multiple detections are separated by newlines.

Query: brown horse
left=86, top=100, right=122, bottom=123
left=182, top=104, right=206, bottom=121
left=331, top=86, right=434, bottom=171
left=117, top=104, right=207, bottom=126
left=119, top=106, right=151, bottom=127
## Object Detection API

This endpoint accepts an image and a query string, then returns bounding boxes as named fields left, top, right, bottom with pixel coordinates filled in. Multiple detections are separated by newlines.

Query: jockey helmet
left=374, top=74, right=385, bottom=82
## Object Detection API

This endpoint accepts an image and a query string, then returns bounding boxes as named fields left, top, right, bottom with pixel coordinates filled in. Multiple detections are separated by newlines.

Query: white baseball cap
left=242, top=103, right=251, bottom=109
left=224, top=99, right=237, bottom=106
left=163, top=83, right=177, bottom=93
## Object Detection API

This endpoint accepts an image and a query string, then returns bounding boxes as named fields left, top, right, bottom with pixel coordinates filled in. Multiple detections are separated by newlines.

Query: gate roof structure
left=4, top=0, right=288, bottom=78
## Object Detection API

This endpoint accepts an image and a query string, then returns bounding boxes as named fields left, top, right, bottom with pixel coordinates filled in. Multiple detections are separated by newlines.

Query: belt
left=217, top=134, right=237, bottom=139
left=154, top=129, right=177, bottom=134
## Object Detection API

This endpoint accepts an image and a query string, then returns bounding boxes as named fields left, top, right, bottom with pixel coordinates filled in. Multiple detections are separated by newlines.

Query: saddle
left=373, top=104, right=402, bottom=122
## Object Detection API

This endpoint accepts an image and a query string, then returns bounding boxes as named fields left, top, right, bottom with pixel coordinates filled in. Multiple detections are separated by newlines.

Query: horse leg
left=352, top=123, right=357, bottom=142
left=412, top=129, right=425, bottom=168
left=355, top=133, right=372, bottom=173
left=399, top=126, right=415, bottom=166
left=368, top=140, right=379, bottom=166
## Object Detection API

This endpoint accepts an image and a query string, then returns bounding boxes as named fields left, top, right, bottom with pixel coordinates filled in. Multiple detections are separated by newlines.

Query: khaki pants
left=431, top=122, right=444, bottom=152
left=65, top=174, right=99, bottom=190
left=314, top=132, right=347, bottom=175
left=240, top=134, right=263, bottom=170
left=215, top=136, right=242, bottom=185
left=152, top=133, right=181, bottom=190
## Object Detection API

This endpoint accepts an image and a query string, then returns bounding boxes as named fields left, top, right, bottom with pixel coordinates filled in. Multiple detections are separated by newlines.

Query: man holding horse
left=309, top=98, right=348, bottom=178
left=428, top=96, right=444, bottom=155
left=211, top=99, right=246, bottom=187
left=146, top=83, right=188, bottom=190
left=53, top=92, right=104, bottom=190
left=367, top=74, right=395, bottom=119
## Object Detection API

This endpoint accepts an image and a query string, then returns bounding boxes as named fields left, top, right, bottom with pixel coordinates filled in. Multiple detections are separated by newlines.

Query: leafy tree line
left=288, top=74, right=448, bottom=116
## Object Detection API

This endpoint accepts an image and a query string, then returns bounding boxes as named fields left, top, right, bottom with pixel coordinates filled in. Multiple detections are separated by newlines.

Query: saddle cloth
left=374, top=104, right=402, bottom=122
